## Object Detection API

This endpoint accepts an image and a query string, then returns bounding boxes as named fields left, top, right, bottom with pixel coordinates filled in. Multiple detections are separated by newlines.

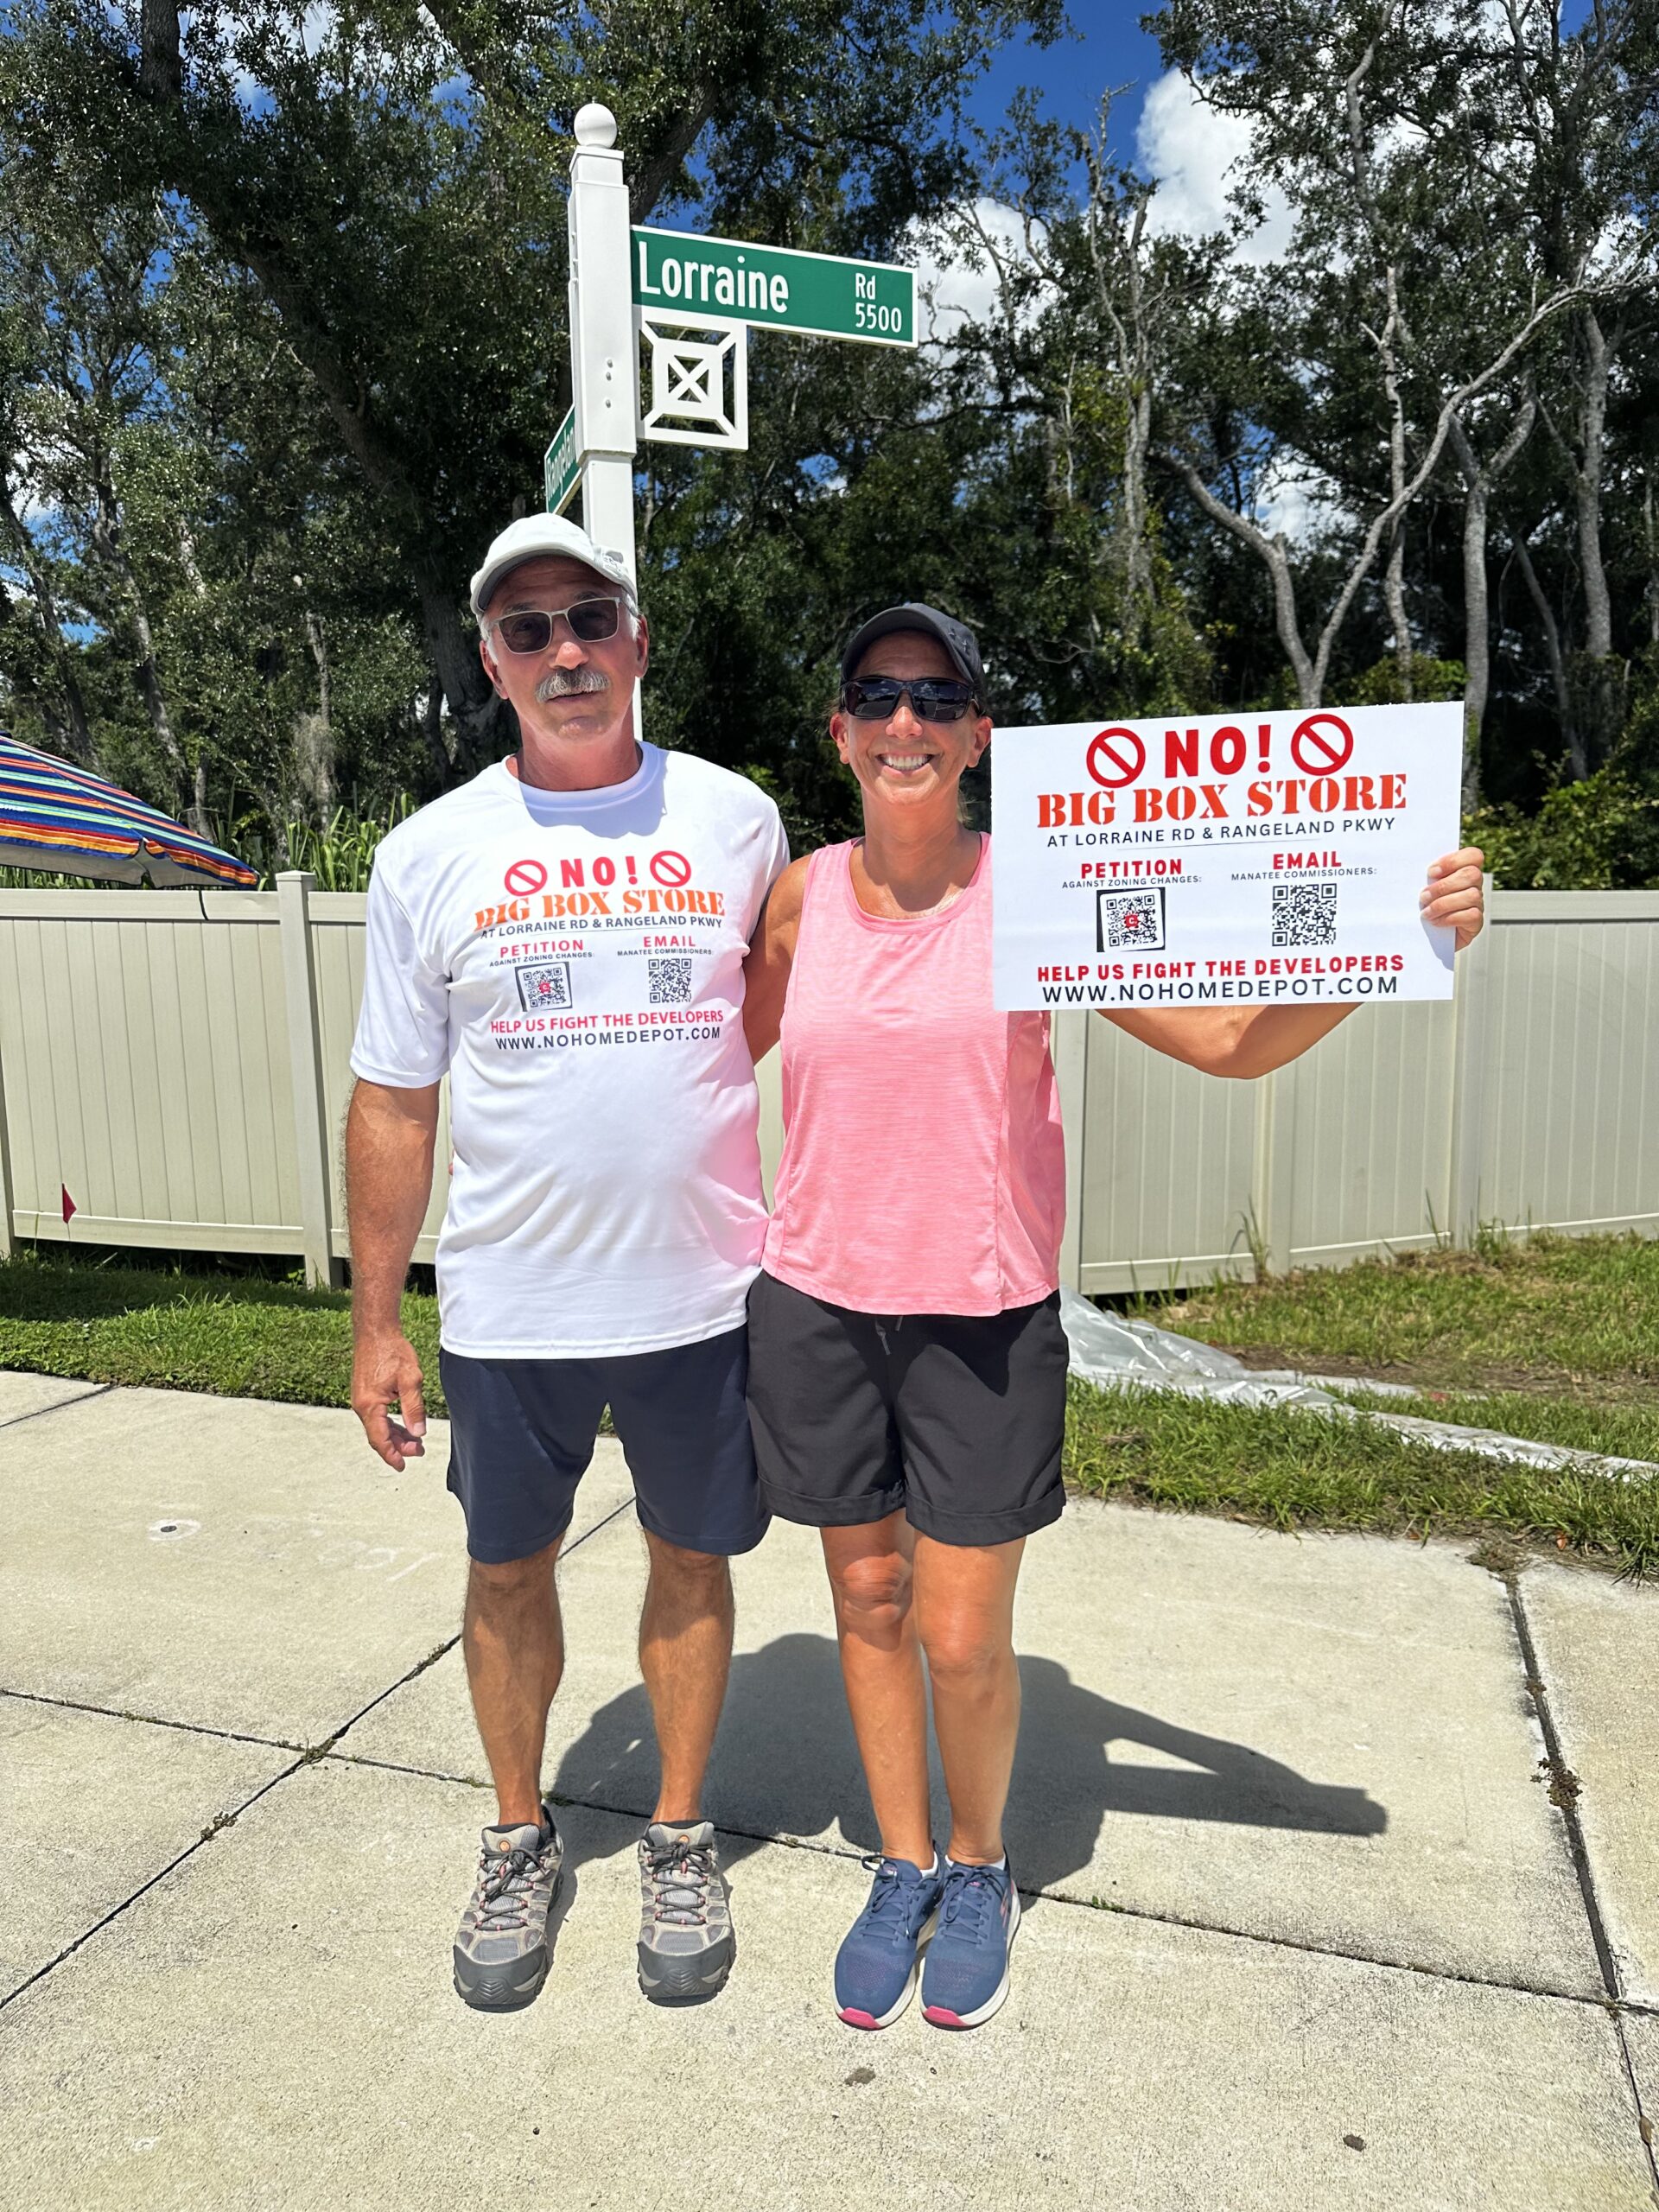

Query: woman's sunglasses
left=485, top=596, right=626, bottom=653
left=840, top=676, right=981, bottom=723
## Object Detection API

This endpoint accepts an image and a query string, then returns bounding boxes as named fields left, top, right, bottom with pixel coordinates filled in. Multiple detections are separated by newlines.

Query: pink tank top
left=762, top=836, right=1066, bottom=1317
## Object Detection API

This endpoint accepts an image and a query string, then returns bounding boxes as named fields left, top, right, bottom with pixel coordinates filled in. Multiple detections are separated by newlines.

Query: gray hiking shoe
left=453, top=1805, right=564, bottom=2012
left=636, top=1820, right=734, bottom=2003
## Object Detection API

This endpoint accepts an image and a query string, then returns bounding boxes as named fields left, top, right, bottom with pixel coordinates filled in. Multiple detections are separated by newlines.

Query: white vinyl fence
left=0, top=878, right=1654, bottom=1290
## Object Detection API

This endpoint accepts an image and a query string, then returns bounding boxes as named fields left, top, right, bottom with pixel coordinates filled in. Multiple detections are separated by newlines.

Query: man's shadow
left=550, top=1631, right=1384, bottom=1893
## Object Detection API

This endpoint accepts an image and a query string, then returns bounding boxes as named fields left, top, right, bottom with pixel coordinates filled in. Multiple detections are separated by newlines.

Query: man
left=346, top=514, right=787, bottom=2012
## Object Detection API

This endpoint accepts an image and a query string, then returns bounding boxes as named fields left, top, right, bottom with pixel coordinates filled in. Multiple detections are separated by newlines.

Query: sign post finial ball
left=574, top=103, right=618, bottom=149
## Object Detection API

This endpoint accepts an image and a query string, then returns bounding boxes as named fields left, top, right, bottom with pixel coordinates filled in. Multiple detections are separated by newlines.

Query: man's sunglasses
left=840, top=676, right=981, bottom=723
left=484, top=595, right=628, bottom=653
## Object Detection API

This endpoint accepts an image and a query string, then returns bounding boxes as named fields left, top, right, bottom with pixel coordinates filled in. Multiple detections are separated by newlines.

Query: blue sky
left=967, top=10, right=1169, bottom=161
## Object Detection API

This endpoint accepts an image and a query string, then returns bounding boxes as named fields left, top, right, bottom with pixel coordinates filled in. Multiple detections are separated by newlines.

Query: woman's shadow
left=550, top=1630, right=1384, bottom=1892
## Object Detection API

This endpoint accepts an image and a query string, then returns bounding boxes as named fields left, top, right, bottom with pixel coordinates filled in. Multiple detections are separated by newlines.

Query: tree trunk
left=0, top=473, right=99, bottom=769
left=1574, top=307, right=1613, bottom=662
left=414, top=555, right=512, bottom=772
left=1446, top=393, right=1535, bottom=809
left=419, top=678, right=452, bottom=784
left=1514, top=531, right=1581, bottom=777
left=1376, top=274, right=1413, bottom=697
left=295, top=610, right=334, bottom=820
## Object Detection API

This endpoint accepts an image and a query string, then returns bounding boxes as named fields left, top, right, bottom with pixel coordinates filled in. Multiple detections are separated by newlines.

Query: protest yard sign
left=990, top=702, right=1464, bottom=1013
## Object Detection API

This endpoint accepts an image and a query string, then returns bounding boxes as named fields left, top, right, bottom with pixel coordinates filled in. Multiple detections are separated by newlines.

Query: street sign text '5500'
left=632, top=227, right=915, bottom=347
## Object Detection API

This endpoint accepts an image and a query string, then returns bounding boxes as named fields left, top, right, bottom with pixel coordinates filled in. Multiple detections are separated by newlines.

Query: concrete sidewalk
left=1, top=1376, right=1656, bottom=2211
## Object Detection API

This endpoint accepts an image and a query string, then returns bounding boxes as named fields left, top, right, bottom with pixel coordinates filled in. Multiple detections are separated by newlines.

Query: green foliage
left=1346, top=654, right=1466, bottom=707
left=233, top=797, right=418, bottom=892
left=1467, top=769, right=1659, bottom=891
left=0, top=0, right=1656, bottom=881
left=1464, top=649, right=1659, bottom=887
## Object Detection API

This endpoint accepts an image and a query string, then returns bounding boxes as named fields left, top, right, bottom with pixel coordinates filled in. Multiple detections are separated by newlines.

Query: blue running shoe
left=920, top=1857, right=1021, bottom=2029
left=834, top=1853, right=945, bottom=2030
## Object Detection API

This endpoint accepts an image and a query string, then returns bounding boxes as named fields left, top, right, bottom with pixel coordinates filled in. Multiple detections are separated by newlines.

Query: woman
left=741, top=603, right=1485, bottom=2032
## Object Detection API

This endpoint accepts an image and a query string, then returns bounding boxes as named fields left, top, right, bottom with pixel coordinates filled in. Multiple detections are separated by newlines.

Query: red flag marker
left=60, top=1185, right=76, bottom=1224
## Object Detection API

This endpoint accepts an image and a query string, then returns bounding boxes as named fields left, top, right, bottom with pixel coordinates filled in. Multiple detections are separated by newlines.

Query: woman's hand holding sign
left=1421, top=847, right=1486, bottom=950
left=1102, top=843, right=1487, bottom=1079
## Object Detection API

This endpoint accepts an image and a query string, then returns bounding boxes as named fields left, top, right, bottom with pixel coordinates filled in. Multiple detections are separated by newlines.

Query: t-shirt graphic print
left=350, top=745, right=788, bottom=1357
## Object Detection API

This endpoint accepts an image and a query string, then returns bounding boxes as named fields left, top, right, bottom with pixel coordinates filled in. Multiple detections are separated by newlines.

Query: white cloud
left=1255, top=459, right=1348, bottom=547
left=1136, top=71, right=1294, bottom=265
left=906, top=199, right=1054, bottom=346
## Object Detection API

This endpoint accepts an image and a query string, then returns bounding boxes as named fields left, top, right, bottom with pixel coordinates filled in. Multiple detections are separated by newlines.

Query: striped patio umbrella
left=0, top=728, right=257, bottom=887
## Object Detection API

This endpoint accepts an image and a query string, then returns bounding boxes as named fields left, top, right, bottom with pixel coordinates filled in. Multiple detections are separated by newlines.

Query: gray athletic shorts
left=745, top=1271, right=1067, bottom=1548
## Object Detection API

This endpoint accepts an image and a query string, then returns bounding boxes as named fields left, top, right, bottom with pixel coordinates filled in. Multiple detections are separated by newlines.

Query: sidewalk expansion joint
left=303, top=1759, right=1640, bottom=2022
left=1506, top=1572, right=1659, bottom=2192
left=0, top=1381, right=113, bottom=1432
left=0, top=1753, right=306, bottom=2016
left=0, top=1491, right=641, bottom=2012
left=0, top=1686, right=302, bottom=1755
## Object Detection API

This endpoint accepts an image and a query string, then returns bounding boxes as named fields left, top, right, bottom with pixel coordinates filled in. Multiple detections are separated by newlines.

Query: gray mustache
left=537, top=667, right=611, bottom=702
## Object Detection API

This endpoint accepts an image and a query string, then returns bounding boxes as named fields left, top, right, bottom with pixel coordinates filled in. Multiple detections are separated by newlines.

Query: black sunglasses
left=840, top=676, right=980, bottom=723
left=486, top=596, right=626, bottom=653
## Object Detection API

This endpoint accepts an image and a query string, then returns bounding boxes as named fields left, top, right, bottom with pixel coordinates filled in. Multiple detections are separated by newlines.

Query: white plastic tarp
left=1058, top=1290, right=1656, bottom=1483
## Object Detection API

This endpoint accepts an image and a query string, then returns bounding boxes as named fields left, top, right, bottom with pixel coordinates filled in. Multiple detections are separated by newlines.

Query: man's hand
left=1421, top=847, right=1486, bottom=951
left=352, top=1327, right=428, bottom=1471
left=344, top=1076, right=441, bottom=1471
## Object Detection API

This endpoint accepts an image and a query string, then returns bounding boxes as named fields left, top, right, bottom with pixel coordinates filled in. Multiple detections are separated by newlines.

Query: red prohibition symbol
left=649, top=849, right=693, bottom=887
left=1085, top=726, right=1146, bottom=788
left=504, top=857, right=547, bottom=896
left=1289, top=712, right=1354, bottom=776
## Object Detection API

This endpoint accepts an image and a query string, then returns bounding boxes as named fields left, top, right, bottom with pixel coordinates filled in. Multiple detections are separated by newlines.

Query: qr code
left=1271, top=882, right=1338, bottom=946
left=515, top=960, right=571, bottom=1011
left=1096, top=887, right=1166, bottom=953
left=648, top=957, right=693, bottom=1006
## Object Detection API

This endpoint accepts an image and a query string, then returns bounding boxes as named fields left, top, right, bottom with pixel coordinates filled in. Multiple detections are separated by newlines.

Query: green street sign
left=632, top=227, right=915, bottom=348
left=543, top=406, right=580, bottom=514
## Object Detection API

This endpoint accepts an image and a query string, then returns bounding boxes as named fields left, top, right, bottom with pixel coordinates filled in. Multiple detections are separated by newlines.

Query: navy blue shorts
left=438, top=1325, right=768, bottom=1564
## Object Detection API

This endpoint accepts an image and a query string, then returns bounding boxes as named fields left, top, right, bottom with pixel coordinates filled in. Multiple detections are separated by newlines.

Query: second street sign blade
left=543, top=406, right=580, bottom=514
left=632, top=227, right=916, bottom=347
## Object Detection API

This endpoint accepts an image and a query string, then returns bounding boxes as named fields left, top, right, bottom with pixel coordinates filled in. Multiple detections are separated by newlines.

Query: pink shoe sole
left=837, top=2007, right=885, bottom=2031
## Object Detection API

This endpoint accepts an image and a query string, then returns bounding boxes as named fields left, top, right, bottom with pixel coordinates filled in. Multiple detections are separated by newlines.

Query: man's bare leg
left=638, top=1529, right=734, bottom=1819
left=462, top=1535, right=565, bottom=1827
left=633, top=1531, right=738, bottom=2002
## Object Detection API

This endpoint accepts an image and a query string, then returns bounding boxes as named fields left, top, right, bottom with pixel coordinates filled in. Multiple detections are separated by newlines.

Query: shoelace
left=858, top=1854, right=936, bottom=1944
left=474, top=1843, right=546, bottom=1930
left=645, top=1839, right=714, bottom=1925
left=938, top=1864, right=1001, bottom=1942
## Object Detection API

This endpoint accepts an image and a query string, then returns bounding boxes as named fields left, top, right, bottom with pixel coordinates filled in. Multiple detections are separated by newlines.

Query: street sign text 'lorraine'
left=632, top=227, right=915, bottom=347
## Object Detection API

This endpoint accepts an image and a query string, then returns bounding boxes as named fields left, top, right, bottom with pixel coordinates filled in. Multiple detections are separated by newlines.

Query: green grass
left=1135, top=1231, right=1659, bottom=1389
left=1064, top=1381, right=1659, bottom=1581
left=0, top=1249, right=448, bottom=1414
left=3, top=1238, right=1656, bottom=1578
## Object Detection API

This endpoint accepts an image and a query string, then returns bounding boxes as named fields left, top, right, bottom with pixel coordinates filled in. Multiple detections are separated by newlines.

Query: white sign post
left=567, top=105, right=641, bottom=580
left=990, top=702, right=1465, bottom=1011
left=561, top=101, right=916, bottom=563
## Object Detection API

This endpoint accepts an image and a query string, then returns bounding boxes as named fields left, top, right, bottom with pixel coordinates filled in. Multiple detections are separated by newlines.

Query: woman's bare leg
left=912, top=1535, right=1025, bottom=1865
left=821, top=1515, right=934, bottom=1866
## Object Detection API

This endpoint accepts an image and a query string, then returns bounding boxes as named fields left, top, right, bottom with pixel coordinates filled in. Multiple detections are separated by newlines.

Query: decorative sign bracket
left=636, top=314, right=748, bottom=451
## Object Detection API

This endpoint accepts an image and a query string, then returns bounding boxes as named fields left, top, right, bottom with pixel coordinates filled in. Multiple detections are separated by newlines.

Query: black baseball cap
left=840, top=602, right=986, bottom=702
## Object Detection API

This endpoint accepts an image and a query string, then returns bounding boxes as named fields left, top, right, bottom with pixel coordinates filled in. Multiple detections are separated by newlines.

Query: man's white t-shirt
left=350, top=744, right=789, bottom=1358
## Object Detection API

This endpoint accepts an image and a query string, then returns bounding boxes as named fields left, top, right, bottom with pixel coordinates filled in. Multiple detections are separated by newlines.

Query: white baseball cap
left=469, top=515, right=636, bottom=620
